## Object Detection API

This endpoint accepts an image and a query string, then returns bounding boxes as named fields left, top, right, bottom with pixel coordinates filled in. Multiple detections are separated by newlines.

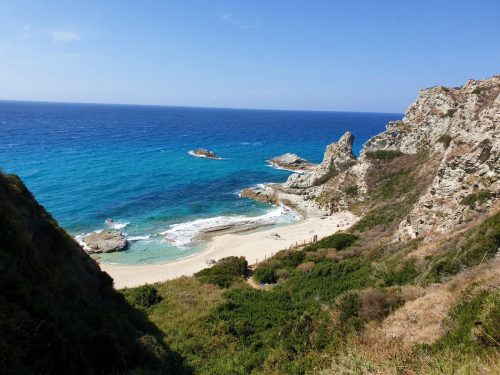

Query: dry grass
left=381, top=258, right=500, bottom=347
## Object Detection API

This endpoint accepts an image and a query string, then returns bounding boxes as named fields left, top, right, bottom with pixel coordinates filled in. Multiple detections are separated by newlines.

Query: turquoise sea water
left=0, top=101, right=401, bottom=264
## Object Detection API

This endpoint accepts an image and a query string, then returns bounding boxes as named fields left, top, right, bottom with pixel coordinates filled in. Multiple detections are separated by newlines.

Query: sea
left=0, top=101, right=401, bottom=264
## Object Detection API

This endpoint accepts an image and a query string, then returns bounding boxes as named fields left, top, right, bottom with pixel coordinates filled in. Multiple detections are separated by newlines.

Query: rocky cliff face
left=242, top=76, right=499, bottom=239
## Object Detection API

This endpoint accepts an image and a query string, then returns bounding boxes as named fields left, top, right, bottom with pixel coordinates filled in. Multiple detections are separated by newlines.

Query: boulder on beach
left=189, top=149, right=221, bottom=159
left=82, top=230, right=128, bottom=253
left=268, top=153, right=314, bottom=172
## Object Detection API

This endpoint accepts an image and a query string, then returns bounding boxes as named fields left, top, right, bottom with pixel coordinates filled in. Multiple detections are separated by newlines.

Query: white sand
left=100, top=211, right=357, bottom=289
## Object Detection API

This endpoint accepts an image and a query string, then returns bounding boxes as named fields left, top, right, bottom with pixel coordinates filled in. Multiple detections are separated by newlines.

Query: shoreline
left=100, top=211, right=357, bottom=289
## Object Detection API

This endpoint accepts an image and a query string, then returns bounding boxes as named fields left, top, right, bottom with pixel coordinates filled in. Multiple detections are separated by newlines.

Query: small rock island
left=268, top=153, right=314, bottom=172
left=82, top=230, right=128, bottom=253
left=189, top=149, right=221, bottom=159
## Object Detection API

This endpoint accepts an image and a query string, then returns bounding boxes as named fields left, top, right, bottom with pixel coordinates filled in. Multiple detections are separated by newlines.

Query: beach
left=100, top=211, right=357, bottom=288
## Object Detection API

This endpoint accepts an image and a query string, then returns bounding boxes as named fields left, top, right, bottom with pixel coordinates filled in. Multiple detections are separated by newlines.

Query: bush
left=436, top=286, right=500, bottom=350
left=461, top=190, right=491, bottom=208
left=426, top=212, right=499, bottom=283
left=296, top=261, right=315, bottom=272
left=123, top=285, right=162, bottom=309
left=383, top=259, right=418, bottom=286
left=195, top=256, right=248, bottom=288
left=359, top=288, right=390, bottom=321
left=303, top=233, right=358, bottom=252
left=253, top=267, right=277, bottom=284
left=345, top=185, right=359, bottom=196
left=365, top=150, right=403, bottom=160
left=338, top=293, right=360, bottom=323
left=441, top=109, right=457, bottom=118
left=275, top=250, right=306, bottom=267
left=438, top=133, right=452, bottom=148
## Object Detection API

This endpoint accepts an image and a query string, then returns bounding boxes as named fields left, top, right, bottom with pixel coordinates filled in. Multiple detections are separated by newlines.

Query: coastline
left=100, top=211, right=357, bottom=289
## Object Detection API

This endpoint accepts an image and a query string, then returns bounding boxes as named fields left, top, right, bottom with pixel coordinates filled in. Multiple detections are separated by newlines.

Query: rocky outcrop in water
left=268, top=153, right=314, bottom=172
left=83, top=230, right=128, bottom=253
left=189, top=149, right=221, bottom=159
left=242, top=76, right=500, bottom=237
left=242, top=132, right=357, bottom=217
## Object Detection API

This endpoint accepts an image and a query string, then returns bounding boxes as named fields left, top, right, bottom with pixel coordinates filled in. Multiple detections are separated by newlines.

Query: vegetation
left=460, top=190, right=491, bottom=208
left=0, top=173, right=188, bottom=374
left=303, top=232, right=358, bottom=252
left=195, top=256, right=247, bottom=288
left=344, top=185, right=359, bottom=196
left=383, top=259, right=419, bottom=286
left=3, top=137, right=499, bottom=375
left=253, top=267, right=277, bottom=283
left=441, top=108, right=457, bottom=118
left=122, top=284, right=162, bottom=309
left=425, top=212, right=499, bottom=283
left=365, top=149, right=403, bottom=160
left=438, top=133, right=453, bottom=148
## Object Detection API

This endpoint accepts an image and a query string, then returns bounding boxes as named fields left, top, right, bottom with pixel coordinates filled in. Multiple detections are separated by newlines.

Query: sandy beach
left=101, top=211, right=357, bottom=289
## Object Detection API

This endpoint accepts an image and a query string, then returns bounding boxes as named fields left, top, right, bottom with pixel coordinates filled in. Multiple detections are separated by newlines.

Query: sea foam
left=161, top=206, right=298, bottom=247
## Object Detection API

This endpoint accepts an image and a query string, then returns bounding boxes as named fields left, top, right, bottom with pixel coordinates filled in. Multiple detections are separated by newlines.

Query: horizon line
left=0, top=98, right=404, bottom=116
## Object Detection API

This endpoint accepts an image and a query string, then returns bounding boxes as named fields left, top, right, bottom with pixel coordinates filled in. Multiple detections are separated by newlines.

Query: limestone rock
left=241, top=75, right=499, bottom=233
left=284, top=132, right=357, bottom=189
left=268, top=153, right=314, bottom=172
left=83, top=230, right=128, bottom=253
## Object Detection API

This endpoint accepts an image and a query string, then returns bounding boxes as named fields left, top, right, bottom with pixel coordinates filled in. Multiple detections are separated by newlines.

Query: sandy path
left=100, top=211, right=357, bottom=289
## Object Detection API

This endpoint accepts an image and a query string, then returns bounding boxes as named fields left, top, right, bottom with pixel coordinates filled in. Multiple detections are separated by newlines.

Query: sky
left=0, top=0, right=499, bottom=113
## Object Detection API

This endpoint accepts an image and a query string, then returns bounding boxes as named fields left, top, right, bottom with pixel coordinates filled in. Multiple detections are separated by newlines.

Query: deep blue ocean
left=0, top=101, right=401, bottom=264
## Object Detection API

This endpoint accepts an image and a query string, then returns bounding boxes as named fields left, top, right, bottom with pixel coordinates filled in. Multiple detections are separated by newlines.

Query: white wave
left=161, top=206, right=299, bottom=247
left=266, top=162, right=306, bottom=174
left=128, top=235, right=151, bottom=241
left=75, top=234, right=91, bottom=251
left=106, top=220, right=129, bottom=230
left=239, top=141, right=265, bottom=146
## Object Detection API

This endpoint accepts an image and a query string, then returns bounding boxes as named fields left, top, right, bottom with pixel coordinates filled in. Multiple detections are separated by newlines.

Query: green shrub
left=195, top=256, right=248, bottom=288
left=275, top=250, right=306, bottom=267
left=383, top=259, right=418, bottom=286
left=438, top=133, right=452, bottom=148
left=376, top=170, right=411, bottom=200
left=461, top=190, right=491, bottom=208
left=123, top=285, right=162, bottom=309
left=338, top=293, right=360, bottom=323
left=426, top=212, right=499, bottom=283
left=365, top=150, right=403, bottom=160
left=345, top=185, right=359, bottom=196
left=303, top=233, right=358, bottom=252
left=352, top=209, right=387, bottom=231
left=436, top=287, right=500, bottom=350
left=441, top=108, right=457, bottom=118
left=253, top=267, right=277, bottom=284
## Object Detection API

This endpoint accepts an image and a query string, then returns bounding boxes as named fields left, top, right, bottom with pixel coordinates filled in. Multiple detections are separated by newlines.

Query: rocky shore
left=242, top=76, right=500, bottom=241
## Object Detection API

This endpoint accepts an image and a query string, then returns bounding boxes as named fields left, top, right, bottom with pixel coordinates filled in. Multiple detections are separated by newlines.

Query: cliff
left=243, top=76, right=500, bottom=240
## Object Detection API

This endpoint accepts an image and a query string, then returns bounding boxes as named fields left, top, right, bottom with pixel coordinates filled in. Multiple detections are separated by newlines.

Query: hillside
left=0, top=173, right=189, bottom=374
left=126, top=76, right=499, bottom=374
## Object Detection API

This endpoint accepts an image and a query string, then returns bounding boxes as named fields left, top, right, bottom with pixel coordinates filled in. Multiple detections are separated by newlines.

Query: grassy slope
left=0, top=173, right=189, bottom=374
left=124, top=151, right=499, bottom=374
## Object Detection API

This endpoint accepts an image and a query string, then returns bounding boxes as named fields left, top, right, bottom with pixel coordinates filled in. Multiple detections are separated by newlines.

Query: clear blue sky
left=0, top=0, right=499, bottom=112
